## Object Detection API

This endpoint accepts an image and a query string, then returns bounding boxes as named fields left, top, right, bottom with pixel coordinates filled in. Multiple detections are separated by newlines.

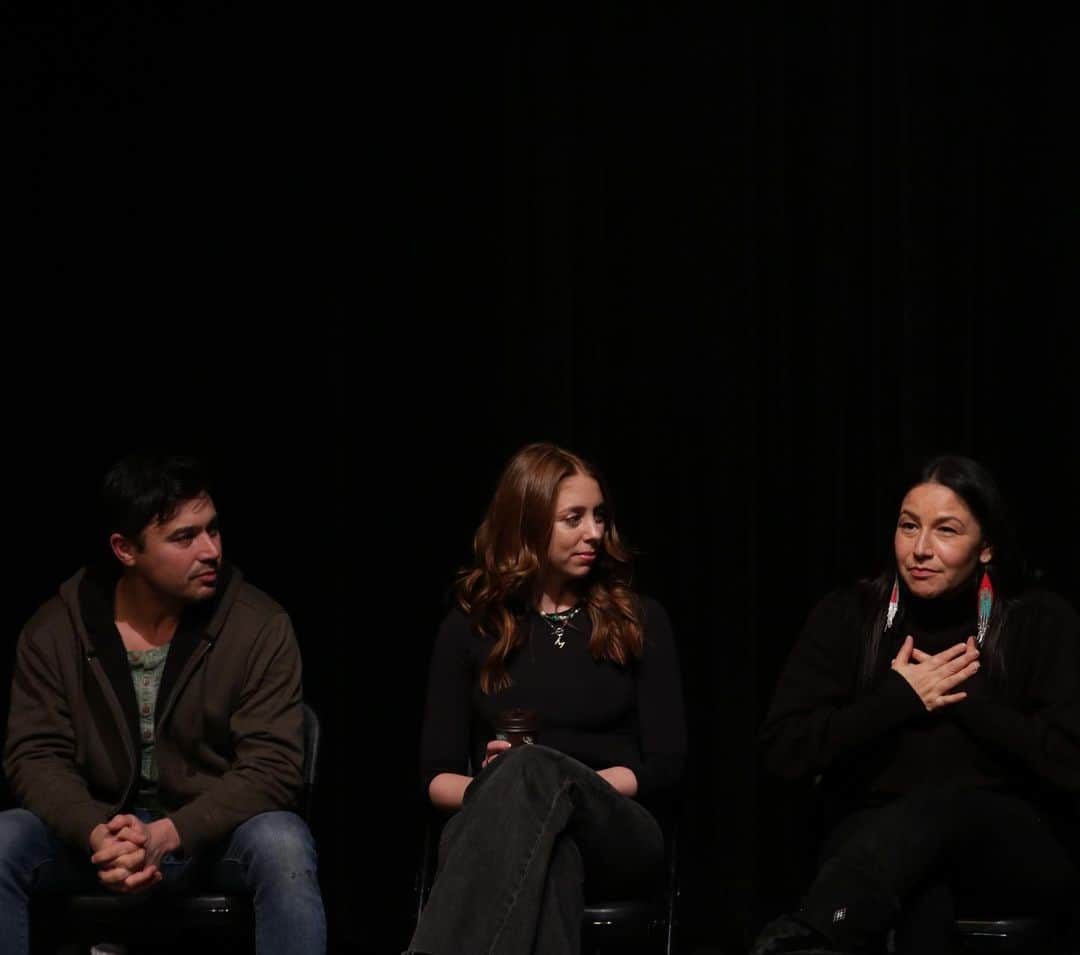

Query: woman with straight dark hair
left=750, top=455, right=1079, bottom=955
left=405, top=442, right=686, bottom=955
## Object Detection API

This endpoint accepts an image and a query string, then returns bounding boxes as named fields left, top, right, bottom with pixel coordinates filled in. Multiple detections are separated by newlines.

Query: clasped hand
left=891, top=635, right=980, bottom=711
left=89, top=814, right=180, bottom=894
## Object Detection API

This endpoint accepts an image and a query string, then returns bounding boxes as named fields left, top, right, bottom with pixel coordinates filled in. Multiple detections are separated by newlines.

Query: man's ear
left=110, top=532, right=138, bottom=567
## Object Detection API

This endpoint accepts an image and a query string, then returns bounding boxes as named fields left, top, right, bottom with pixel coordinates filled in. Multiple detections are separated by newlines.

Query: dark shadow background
left=3, top=4, right=1078, bottom=953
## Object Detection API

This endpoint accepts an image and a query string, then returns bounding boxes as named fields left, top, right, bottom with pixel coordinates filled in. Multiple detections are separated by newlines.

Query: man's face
left=115, top=493, right=223, bottom=604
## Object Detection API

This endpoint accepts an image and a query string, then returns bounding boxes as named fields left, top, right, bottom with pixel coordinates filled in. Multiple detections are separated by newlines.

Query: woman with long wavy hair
left=750, top=455, right=1080, bottom=955
left=406, top=442, right=686, bottom=955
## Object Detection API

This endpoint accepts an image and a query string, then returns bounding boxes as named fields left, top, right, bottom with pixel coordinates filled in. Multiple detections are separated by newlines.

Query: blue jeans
left=0, top=808, right=326, bottom=955
left=407, top=744, right=665, bottom=955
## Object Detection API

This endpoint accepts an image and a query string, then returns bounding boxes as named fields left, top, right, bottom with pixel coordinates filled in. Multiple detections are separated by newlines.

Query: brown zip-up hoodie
left=3, top=563, right=304, bottom=856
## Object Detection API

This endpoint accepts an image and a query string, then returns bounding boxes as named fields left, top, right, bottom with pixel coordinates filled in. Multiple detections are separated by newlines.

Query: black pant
left=406, top=744, right=665, bottom=955
left=798, top=786, right=1077, bottom=954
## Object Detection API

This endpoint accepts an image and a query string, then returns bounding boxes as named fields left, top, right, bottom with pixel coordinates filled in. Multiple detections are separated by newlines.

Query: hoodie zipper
left=87, top=639, right=214, bottom=811
left=84, top=649, right=140, bottom=812
left=154, top=639, right=213, bottom=730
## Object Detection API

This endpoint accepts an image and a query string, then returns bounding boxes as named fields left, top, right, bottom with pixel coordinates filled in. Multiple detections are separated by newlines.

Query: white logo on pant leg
left=832, top=908, right=847, bottom=923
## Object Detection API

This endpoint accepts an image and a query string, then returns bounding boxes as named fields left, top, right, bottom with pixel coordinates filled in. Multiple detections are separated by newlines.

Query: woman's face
left=894, top=482, right=992, bottom=599
left=545, top=473, right=606, bottom=584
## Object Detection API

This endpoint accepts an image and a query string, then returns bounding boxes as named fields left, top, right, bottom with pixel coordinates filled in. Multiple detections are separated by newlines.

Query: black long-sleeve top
left=759, top=582, right=1080, bottom=847
left=419, top=596, right=686, bottom=803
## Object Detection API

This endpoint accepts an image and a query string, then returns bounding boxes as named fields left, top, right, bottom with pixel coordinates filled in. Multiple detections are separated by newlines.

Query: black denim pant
left=406, top=744, right=665, bottom=955
left=797, top=786, right=1078, bottom=954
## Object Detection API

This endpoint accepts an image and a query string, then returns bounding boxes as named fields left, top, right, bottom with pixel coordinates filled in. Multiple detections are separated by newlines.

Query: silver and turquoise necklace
left=539, top=605, right=583, bottom=649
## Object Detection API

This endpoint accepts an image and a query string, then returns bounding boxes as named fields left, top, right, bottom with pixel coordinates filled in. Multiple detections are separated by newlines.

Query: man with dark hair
left=0, top=453, right=326, bottom=955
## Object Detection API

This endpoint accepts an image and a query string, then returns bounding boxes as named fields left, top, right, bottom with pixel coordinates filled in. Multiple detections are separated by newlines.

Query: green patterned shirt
left=127, top=644, right=170, bottom=811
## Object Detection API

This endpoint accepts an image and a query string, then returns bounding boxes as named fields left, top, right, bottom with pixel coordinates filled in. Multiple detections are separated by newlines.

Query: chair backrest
left=300, top=702, right=321, bottom=819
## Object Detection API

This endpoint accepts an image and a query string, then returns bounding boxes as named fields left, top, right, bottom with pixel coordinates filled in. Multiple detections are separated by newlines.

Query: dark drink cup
left=494, top=707, right=539, bottom=748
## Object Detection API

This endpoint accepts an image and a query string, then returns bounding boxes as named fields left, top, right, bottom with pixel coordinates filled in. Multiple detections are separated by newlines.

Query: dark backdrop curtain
left=3, top=3, right=1076, bottom=952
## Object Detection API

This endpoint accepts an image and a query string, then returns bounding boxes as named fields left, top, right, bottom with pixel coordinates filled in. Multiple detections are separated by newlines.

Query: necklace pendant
left=541, top=605, right=579, bottom=649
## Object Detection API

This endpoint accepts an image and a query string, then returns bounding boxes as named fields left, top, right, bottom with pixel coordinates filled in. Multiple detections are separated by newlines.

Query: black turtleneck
left=869, top=581, right=989, bottom=798
left=759, top=580, right=1080, bottom=842
left=896, top=580, right=978, bottom=653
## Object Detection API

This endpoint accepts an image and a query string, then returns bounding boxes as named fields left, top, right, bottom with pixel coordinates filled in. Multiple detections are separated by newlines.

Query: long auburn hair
left=858, top=454, right=1023, bottom=687
left=457, top=443, right=644, bottom=693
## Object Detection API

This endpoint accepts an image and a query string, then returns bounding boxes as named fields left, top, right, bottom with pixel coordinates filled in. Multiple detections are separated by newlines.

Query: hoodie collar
left=71, top=561, right=240, bottom=645
left=69, top=562, right=242, bottom=737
